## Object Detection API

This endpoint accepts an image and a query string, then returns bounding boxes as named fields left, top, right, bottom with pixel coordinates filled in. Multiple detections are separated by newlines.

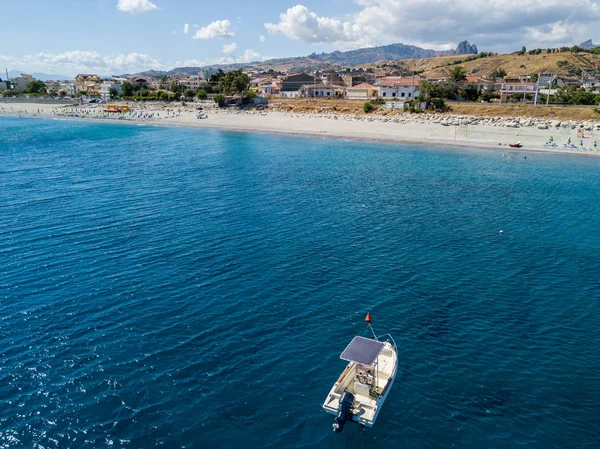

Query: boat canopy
left=340, top=336, right=384, bottom=366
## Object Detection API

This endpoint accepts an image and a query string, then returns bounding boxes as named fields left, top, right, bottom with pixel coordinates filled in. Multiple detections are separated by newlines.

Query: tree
left=76, top=90, right=87, bottom=98
left=463, top=83, right=480, bottom=101
left=218, top=69, right=251, bottom=96
left=448, top=66, right=467, bottom=84
left=108, top=87, right=119, bottom=99
left=243, top=89, right=257, bottom=100
left=489, top=68, right=507, bottom=79
left=26, top=80, right=46, bottom=94
left=480, top=91, right=500, bottom=102
left=363, top=102, right=374, bottom=113
left=121, top=81, right=135, bottom=97
left=184, top=89, right=196, bottom=99
left=213, top=93, right=226, bottom=107
left=209, top=69, right=226, bottom=85
left=170, top=83, right=185, bottom=94
left=196, top=89, right=208, bottom=100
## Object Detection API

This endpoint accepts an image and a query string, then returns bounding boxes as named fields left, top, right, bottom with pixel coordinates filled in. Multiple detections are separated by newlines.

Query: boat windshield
left=339, top=336, right=384, bottom=366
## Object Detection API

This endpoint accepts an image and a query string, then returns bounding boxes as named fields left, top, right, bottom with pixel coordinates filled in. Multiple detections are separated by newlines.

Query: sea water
left=1, top=116, right=599, bottom=449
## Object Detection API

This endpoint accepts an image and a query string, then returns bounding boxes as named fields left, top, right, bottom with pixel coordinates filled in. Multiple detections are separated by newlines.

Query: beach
left=1, top=101, right=599, bottom=156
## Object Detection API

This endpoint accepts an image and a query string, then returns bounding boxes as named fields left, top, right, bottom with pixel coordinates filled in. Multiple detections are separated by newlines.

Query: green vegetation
left=121, top=82, right=135, bottom=97
left=489, top=68, right=507, bottom=79
left=26, top=80, right=46, bottom=94
left=217, top=69, right=251, bottom=96
left=362, top=102, right=375, bottom=113
left=184, top=89, right=196, bottom=99
left=448, top=66, right=467, bottom=83
left=196, top=89, right=208, bottom=100
left=480, top=91, right=500, bottom=102
left=108, top=87, right=119, bottom=99
left=463, top=83, right=480, bottom=102
left=213, top=93, right=226, bottom=107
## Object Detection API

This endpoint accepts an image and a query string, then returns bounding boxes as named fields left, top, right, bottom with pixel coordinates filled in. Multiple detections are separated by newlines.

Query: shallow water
left=1, top=117, right=599, bottom=449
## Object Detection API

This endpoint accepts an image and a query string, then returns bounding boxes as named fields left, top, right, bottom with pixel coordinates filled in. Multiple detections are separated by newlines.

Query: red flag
left=365, top=312, right=372, bottom=324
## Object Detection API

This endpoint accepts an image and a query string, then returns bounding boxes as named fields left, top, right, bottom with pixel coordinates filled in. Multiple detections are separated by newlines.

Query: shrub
left=429, top=97, right=447, bottom=111
left=363, top=102, right=375, bottom=113
left=594, top=107, right=600, bottom=114
left=214, top=94, right=226, bottom=107
left=370, top=97, right=385, bottom=105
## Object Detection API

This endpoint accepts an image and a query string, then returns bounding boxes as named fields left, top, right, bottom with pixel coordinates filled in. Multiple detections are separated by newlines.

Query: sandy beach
left=2, top=101, right=599, bottom=156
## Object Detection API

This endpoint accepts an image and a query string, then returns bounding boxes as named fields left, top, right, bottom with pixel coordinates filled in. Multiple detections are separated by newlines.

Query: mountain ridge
left=124, top=40, right=479, bottom=78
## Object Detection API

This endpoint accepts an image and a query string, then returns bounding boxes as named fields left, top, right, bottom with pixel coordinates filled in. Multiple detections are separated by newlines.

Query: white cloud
left=240, top=49, right=262, bottom=63
left=223, top=43, right=237, bottom=55
left=259, top=35, right=266, bottom=43
left=1, top=50, right=168, bottom=75
left=265, top=5, right=367, bottom=48
left=193, top=20, right=235, bottom=40
left=117, top=0, right=158, bottom=14
left=183, top=24, right=190, bottom=35
left=0, top=48, right=270, bottom=77
left=265, top=1, right=600, bottom=51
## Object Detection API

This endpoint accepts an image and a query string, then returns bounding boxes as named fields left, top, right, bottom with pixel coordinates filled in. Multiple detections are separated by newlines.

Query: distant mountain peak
left=455, top=40, right=478, bottom=55
left=579, top=39, right=598, bottom=50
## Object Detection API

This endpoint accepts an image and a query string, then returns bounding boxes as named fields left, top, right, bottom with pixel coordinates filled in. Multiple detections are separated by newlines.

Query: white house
left=300, top=84, right=344, bottom=98
left=100, top=82, right=122, bottom=101
left=58, top=82, right=77, bottom=96
left=376, top=77, right=421, bottom=100
left=179, top=75, right=204, bottom=90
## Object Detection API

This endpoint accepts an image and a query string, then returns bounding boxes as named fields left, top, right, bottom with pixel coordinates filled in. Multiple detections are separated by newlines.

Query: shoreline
left=1, top=102, right=599, bottom=158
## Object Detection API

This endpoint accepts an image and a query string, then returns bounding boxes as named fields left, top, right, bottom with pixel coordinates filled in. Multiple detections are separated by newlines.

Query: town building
left=499, top=81, right=537, bottom=103
left=345, top=82, right=379, bottom=100
left=281, top=73, right=316, bottom=94
left=75, top=74, right=101, bottom=95
left=100, top=81, right=122, bottom=101
left=376, top=77, right=421, bottom=99
left=11, top=74, right=34, bottom=91
left=464, top=76, right=495, bottom=92
left=342, top=74, right=366, bottom=87
left=58, top=82, right=77, bottom=96
left=300, top=84, right=344, bottom=98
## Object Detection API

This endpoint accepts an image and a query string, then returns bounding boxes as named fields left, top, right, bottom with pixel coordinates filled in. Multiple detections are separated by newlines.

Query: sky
left=1, top=0, right=600, bottom=76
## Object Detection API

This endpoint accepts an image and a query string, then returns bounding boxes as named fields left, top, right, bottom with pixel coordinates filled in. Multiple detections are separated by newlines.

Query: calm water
left=1, top=116, right=599, bottom=449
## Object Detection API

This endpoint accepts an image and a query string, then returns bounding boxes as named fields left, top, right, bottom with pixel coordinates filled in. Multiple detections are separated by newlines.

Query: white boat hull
left=322, top=340, right=397, bottom=428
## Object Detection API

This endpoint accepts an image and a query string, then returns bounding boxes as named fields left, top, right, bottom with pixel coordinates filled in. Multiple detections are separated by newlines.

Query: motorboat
left=322, top=313, right=398, bottom=432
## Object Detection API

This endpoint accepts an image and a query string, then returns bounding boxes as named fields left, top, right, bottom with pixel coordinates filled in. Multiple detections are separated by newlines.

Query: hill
left=369, top=51, right=600, bottom=78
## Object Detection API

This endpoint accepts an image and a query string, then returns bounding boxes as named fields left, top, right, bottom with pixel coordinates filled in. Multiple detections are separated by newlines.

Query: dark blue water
left=1, top=116, right=599, bottom=449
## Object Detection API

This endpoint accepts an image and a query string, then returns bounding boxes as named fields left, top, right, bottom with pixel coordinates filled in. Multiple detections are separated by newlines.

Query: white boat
left=322, top=313, right=398, bottom=432
left=197, top=113, right=208, bottom=119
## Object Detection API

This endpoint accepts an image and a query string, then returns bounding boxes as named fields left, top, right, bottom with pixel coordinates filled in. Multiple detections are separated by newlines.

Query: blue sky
left=1, top=0, right=600, bottom=76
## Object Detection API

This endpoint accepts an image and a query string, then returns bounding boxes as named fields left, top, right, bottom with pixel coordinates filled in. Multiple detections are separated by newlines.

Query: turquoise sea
left=1, top=116, right=599, bottom=449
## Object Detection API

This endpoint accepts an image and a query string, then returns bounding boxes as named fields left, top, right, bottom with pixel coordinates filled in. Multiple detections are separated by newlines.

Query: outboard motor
left=332, top=392, right=355, bottom=432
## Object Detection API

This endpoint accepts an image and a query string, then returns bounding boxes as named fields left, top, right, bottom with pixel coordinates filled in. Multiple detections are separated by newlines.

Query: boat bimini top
left=340, top=336, right=385, bottom=366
